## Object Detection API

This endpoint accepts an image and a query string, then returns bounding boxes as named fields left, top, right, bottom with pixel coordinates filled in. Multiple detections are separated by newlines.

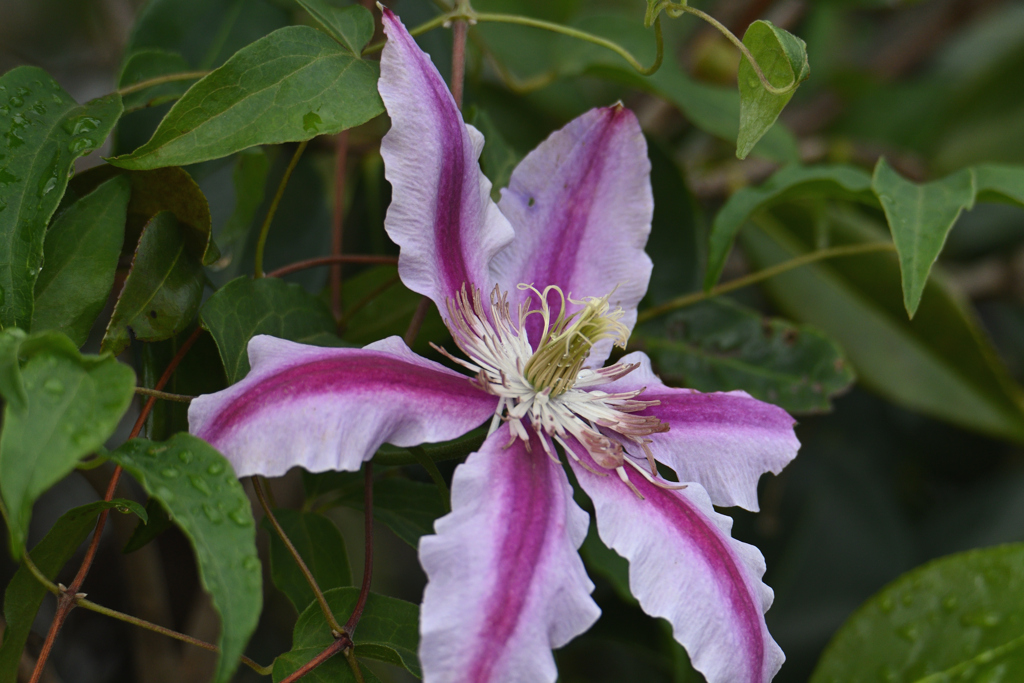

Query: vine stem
left=116, top=71, right=209, bottom=96
left=251, top=475, right=345, bottom=635
left=656, top=2, right=798, bottom=95
left=134, top=387, right=193, bottom=403
left=266, top=254, right=397, bottom=279
left=20, top=553, right=271, bottom=675
left=635, top=242, right=897, bottom=324
left=331, top=131, right=350, bottom=321
left=255, top=140, right=309, bottom=278
left=30, top=327, right=205, bottom=683
left=279, top=638, right=348, bottom=683
left=362, top=7, right=663, bottom=77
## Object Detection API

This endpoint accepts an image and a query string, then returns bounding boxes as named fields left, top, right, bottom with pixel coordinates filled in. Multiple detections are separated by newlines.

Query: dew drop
left=178, top=449, right=194, bottom=464
left=0, top=168, right=20, bottom=185
left=188, top=474, right=211, bottom=495
left=879, top=596, right=894, bottom=614
left=69, top=137, right=94, bottom=154
left=43, top=377, right=64, bottom=395
left=160, top=466, right=180, bottom=478
left=8, top=96, right=23, bottom=108
left=942, top=595, right=958, bottom=611
left=72, top=433, right=91, bottom=447
left=746, top=76, right=759, bottom=88
left=115, top=504, right=130, bottom=514
left=900, top=592, right=913, bottom=607
left=32, top=102, right=46, bottom=115
left=896, top=624, right=919, bottom=642
left=0, top=198, right=7, bottom=212
left=155, top=486, right=174, bottom=502
left=202, top=502, right=223, bottom=523
left=878, top=664, right=899, bottom=683
left=207, top=461, right=225, bottom=476
left=39, top=175, right=57, bottom=197
left=228, top=507, right=252, bottom=526
left=242, top=556, right=261, bottom=571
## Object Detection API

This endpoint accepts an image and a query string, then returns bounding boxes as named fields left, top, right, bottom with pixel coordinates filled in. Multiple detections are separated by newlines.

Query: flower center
left=437, top=283, right=675, bottom=495
left=522, top=285, right=630, bottom=397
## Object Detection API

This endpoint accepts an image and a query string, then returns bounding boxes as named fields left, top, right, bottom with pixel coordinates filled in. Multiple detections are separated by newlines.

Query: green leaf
left=738, top=206, right=1024, bottom=443
left=872, top=159, right=976, bottom=318
left=0, top=66, right=122, bottom=329
left=0, top=346, right=135, bottom=556
left=107, top=433, right=262, bottom=683
left=636, top=298, right=855, bottom=413
left=200, top=276, right=339, bottom=384
left=551, top=14, right=799, bottom=163
left=264, top=508, right=351, bottom=613
left=111, top=26, right=383, bottom=170
left=737, top=20, right=810, bottom=159
left=973, top=163, right=1024, bottom=207
left=335, top=477, right=445, bottom=549
left=340, top=266, right=447, bottom=354
left=32, top=176, right=130, bottom=347
left=271, top=651, right=382, bottom=683
left=101, top=212, right=204, bottom=355
left=125, top=166, right=219, bottom=265
left=118, top=49, right=194, bottom=112
left=0, top=327, right=29, bottom=411
left=217, top=148, right=270, bottom=259
left=811, top=543, right=1024, bottom=683
left=0, top=499, right=147, bottom=682
left=297, top=0, right=375, bottom=55
left=705, top=164, right=875, bottom=290
left=580, top=523, right=632, bottom=603
left=466, top=107, right=521, bottom=200
left=123, top=496, right=175, bottom=553
left=273, top=587, right=420, bottom=681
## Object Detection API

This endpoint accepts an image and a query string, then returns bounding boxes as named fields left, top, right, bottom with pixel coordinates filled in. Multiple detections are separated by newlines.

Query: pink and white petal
left=596, top=351, right=799, bottom=511
left=419, top=425, right=600, bottom=683
left=379, top=10, right=514, bottom=313
left=492, top=105, right=653, bottom=364
left=188, top=336, right=496, bottom=478
left=569, top=451, right=783, bottom=683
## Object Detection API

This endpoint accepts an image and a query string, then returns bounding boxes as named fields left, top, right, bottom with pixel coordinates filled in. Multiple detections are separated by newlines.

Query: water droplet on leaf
left=160, top=467, right=180, bottom=478
left=202, top=502, right=222, bottom=523
left=228, top=507, right=252, bottom=526
left=43, top=377, right=64, bottom=395
left=178, top=449, right=193, bottom=464
left=188, top=474, right=211, bottom=495
left=207, top=462, right=224, bottom=476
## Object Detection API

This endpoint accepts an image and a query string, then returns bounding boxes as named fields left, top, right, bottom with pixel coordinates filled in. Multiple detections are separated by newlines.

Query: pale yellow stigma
left=522, top=285, right=629, bottom=397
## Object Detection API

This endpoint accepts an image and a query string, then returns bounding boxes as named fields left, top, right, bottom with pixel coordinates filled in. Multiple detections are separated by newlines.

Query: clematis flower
left=189, top=10, right=800, bottom=683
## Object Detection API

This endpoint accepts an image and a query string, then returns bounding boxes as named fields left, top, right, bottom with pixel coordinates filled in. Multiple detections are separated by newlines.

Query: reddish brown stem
left=450, top=18, right=468, bottom=109
left=267, top=254, right=398, bottom=279
left=344, top=463, right=374, bottom=636
left=30, top=327, right=205, bottom=683
left=331, top=131, right=350, bottom=321
left=279, top=636, right=349, bottom=683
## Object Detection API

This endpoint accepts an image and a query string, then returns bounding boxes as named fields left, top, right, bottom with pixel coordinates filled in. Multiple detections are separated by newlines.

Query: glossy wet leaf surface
left=102, top=211, right=204, bottom=355
left=0, top=66, right=122, bottom=329
left=0, top=346, right=135, bottom=556
left=32, top=176, right=130, bottom=347
left=811, top=543, right=1024, bottom=683
left=108, top=433, right=262, bottom=683
left=111, top=26, right=383, bottom=170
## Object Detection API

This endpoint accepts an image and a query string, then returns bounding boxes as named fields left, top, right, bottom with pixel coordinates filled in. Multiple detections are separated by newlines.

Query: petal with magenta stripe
left=188, top=336, right=496, bottom=477
left=570, top=449, right=784, bottom=683
left=379, top=10, right=514, bottom=314
left=595, top=351, right=799, bottom=510
left=492, top=105, right=653, bottom=364
left=419, top=425, right=600, bottom=683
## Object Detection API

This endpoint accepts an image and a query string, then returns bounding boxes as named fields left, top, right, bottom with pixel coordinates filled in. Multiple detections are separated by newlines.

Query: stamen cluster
left=436, top=283, right=676, bottom=495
